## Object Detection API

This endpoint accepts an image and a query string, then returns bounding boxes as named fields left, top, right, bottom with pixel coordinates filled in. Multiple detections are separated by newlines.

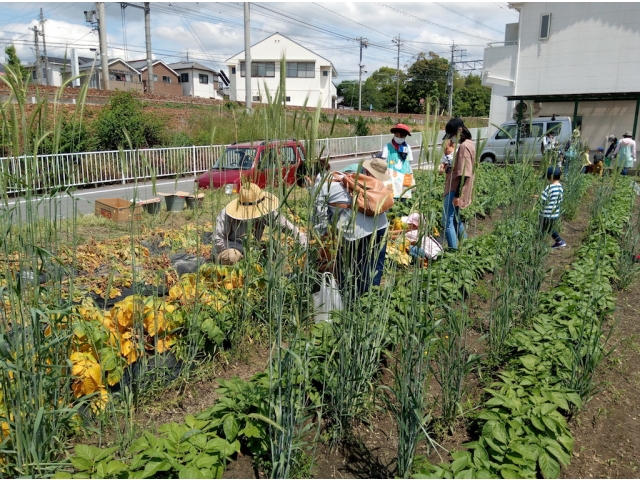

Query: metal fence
left=0, top=128, right=487, bottom=194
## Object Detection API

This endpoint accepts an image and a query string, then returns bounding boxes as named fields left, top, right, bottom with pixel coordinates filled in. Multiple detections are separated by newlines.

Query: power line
left=434, top=3, right=504, bottom=34
left=376, top=3, right=499, bottom=42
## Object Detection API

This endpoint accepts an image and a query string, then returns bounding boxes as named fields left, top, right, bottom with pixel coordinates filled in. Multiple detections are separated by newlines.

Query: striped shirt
left=540, top=183, right=564, bottom=219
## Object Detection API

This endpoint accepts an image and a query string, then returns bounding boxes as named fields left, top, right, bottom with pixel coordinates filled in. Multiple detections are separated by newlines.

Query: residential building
left=225, top=32, right=338, bottom=108
left=482, top=2, right=640, bottom=152
left=25, top=55, right=94, bottom=87
left=79, top=58, right=144, bottom=92
left=127, top=59, right=182, bottom=95
left=168, top=62, right=221, bottom=99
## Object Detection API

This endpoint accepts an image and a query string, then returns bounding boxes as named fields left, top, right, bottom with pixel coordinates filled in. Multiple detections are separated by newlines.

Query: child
left=592, top=147, right=604, bottom=177
left=539, top=166, right=566, bottom=248
left=391, top=213, right=443, bottom=262
left=439, top=138, right=455, bottom=174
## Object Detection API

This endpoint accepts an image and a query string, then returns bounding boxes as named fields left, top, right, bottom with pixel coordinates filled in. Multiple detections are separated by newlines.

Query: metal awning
left=507, top=92, right=640, bottom=141
left=507, top=92, right=640, bottom=102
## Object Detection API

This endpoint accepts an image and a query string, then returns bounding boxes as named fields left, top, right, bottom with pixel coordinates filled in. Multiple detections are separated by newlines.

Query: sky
left=0, top=1, right=519, bottom=82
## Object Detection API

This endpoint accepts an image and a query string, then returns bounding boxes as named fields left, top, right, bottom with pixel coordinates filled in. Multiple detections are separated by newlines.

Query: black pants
left=335, top=228, right=387, bottom=305
left=539, top=216, right=562, bottom=243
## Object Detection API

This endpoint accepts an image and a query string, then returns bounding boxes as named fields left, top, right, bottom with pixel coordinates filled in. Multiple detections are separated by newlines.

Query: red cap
left=390, top=123, right=412, bottom=136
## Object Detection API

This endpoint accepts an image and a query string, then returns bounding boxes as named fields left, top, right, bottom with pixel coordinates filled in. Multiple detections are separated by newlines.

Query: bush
left=354, top=116, right=370, bottom=137
left=92, top=91, right=166, bottom=150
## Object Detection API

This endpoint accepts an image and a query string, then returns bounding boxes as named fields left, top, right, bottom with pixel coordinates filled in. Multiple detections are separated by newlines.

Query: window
left=231, top=67, right=236, bottom=74
left=180, top=73, right=189, bottom=83
left=286, top=62, right=315, bottom=78
left=152, top=74, right=158, bottom=81
left=199, top=74, right=208, bottom=84
left=252, top=95, right=262, bottom=102
left=163, top=76, right=171, bottom=83
left=323, top=70, right=328, bottom=77
left=32, top=70, right=37, bottom=80
left=546, top=122, right=562, bottom=136
left=518, top=123, right=544, bottom=138
left=539, top=13, right=551, bottom=40
left=495, top=124, right=517, bottom=140
left=281, top=147, right=296, bottom=164
left=297, top=146, right=305, bottom=162
left=240, top=62, right=275, bottom=77
left=285, top=96, right=291, bottom=102
left=213, top=148, right=257, bottom=170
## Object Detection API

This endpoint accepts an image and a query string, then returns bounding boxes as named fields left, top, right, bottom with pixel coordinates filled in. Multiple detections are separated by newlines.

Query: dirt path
left=561, top=275, right=640, bottom=478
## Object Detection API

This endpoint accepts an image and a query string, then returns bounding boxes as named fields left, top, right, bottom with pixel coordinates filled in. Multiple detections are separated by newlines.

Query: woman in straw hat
left=311, top=158, right=391, bottom=302
left=214, top=183, right=307, bottom=265
left=380, top=123, right=415, bottom=201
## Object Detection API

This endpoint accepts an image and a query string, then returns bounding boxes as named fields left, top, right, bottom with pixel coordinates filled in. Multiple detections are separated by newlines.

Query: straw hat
left=361, top=158, right=391, bottom=181
left=623, top=131, right=633, bottom=137
left=226, top=183, right=279, bottom=220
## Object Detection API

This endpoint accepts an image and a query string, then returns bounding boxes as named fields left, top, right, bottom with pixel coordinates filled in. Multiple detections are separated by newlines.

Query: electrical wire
left=434, top=2, right=504, bottom=33
left=376, top=3, right=499, bottom=42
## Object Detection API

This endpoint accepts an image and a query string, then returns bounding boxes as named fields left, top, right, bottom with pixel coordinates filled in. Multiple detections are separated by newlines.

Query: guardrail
left=0, top=128, right=487, bottom=194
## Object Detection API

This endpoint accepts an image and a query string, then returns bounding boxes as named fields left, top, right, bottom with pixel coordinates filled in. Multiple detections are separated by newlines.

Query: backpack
left=331, top=172, right=395, bottom=216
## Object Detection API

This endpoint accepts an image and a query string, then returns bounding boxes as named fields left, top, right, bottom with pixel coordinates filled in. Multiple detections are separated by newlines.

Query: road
left=3, top=148, right=430, bottom=219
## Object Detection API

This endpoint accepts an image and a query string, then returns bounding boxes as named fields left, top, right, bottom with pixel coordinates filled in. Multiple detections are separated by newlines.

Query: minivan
left=196, top=139, right=306, bottom=190
left=480, top=116, right=572, bottom=163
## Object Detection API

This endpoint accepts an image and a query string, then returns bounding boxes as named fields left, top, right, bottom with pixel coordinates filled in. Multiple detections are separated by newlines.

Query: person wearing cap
left=439, top=117, right=476, bottom=250
left=538, top=166, right=566, bottom=248
left=592, top=147, right=605, bottom=177
left=612, top=131, right=637, bottom=176
left=381, top=123, right=415, bottom=201
left=214, top=183, right=307, bottom=265
left=311, top=158, right=390, bottom=301
left=390, top=213, right=443, bottom=264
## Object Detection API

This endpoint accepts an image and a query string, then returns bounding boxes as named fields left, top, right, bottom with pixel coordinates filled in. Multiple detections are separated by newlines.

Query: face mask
left=394, top=134, right=406, bottom=143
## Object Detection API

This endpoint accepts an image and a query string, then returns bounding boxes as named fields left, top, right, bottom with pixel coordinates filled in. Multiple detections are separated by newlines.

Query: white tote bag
left=312, top=272, right=343, bottom=323
left=422, top=236, right=444, bottom=260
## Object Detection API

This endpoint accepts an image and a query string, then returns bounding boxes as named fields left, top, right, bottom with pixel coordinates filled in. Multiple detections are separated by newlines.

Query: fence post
left=192, top=145, right=197, bottom=176
left=355, top=136, right=358, bottom=156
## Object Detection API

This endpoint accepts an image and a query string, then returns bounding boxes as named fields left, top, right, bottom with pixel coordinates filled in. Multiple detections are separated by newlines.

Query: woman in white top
left=613, top=131, right=637, bottom=176
left=310, top=158, right=390, bottom=302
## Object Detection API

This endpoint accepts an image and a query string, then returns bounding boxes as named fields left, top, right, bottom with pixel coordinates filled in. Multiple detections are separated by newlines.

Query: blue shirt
left=540, top=183, right=564, bottom=219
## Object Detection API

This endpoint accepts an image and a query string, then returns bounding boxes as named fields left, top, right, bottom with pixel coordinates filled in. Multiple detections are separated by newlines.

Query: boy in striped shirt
left=539, top=167, right=567, bottom=248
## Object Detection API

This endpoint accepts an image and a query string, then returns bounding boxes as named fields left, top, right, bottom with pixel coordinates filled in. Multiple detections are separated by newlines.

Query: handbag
left=331, top=172, right=395, bottom=216
left=421, top=235, right=444, bottom=260
left=312, top=272, right=343, bottom=323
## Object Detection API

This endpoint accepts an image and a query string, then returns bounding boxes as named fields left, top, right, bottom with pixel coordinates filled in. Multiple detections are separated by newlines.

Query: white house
left=226, top=32, right=338, bottom=108
left=168, top=62, right=221, bottom=99
left=482, top=2, right=640, bottom=151
left=26, top=55, right=94, bottom=87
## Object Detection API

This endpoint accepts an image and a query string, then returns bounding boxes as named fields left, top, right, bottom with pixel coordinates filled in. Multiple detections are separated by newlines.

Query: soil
left=561, top=275, right=640, bottom=479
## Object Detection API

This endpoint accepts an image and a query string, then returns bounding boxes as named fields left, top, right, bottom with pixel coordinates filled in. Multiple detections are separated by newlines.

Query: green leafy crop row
left=415, top=180, right=635, bottom=479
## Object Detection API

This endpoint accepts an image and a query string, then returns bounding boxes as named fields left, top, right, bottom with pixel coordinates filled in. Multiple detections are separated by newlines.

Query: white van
left=480, top=116, right=572, bottom=163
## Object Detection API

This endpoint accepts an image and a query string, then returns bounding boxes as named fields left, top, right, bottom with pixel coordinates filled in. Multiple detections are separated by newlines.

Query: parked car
left=480, top=116, right=572, bottom=163
left=195, top=139, right=306, bottom=190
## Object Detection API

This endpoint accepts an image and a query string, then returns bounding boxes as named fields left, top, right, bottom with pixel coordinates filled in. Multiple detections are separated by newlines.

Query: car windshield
left=213, top=148, right=257, bottom=170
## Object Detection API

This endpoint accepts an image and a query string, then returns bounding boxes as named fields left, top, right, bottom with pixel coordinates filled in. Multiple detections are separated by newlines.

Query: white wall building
left=226, top=32, right=338, bottom=108
left=483, top=2, right=640, bottom=152
left=168, top=62, right=221, bottom=99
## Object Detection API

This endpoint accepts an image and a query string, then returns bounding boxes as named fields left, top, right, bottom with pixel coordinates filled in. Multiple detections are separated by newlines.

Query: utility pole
left=447, top=43, right=455, bottom=117
left=30, top=25, right=43, bottom=85
left=392, top=35, right=401, bottom=114
left=244, top=2, right=251, bottom=112
left=144, top=3, right=153, bottom=94
left=97, top=2, right=109, bottom=91
left=39, top=8, right=50, bottom=86
left=356, top=37, right=368, bottom=111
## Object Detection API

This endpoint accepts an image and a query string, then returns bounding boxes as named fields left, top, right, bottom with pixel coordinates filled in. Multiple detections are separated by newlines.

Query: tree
left=92, top=91, right=164, bottom=150
left=336, top=80, right=359, bottom=108
left=363, top=66, right=407, bottom=112
left=4, top=44, right=29, bottom=81
left=452, top=74, right=491, bottom=117
left=402, top=52, right=450, bottom=114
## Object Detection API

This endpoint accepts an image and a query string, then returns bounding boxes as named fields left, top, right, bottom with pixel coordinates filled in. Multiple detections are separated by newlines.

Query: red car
left=195, top=139, right=307, bottom=190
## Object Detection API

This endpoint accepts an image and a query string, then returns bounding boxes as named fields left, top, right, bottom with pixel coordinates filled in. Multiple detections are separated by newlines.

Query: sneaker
left=552, top=240, right=567, bottom=249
